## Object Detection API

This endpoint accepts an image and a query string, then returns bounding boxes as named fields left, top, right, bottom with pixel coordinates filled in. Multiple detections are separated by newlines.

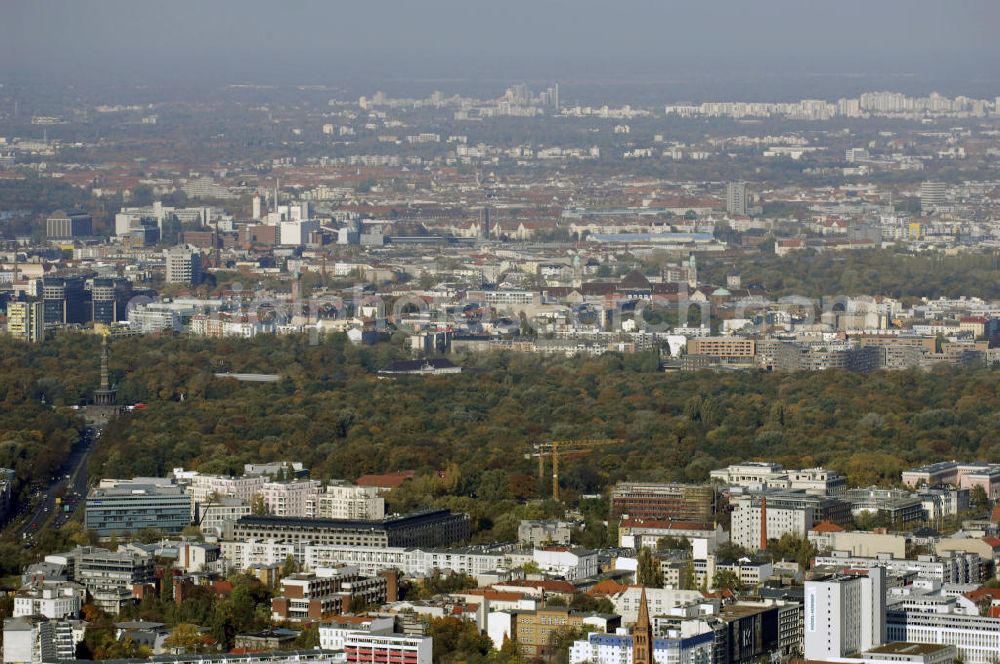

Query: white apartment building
left=862, top=643, right=956, bottom=664
left=163, top=246, right=202, bottom=285
left=304, top=545, right=408, bottom=576
left=244, top=462, right=305, bottom=477
left=477, top=290, right=537, bottom=307
left=198, top=498, right=251, bottom=537
left=221, top=539, right=299, bottom=571
left=318, top=617, right=394, bottom=650
left=693, top=557, right=773, bottom=588
left=309, top=482, right=385, bottom=520
left=342, top=633, right=432, bottom=664
left=611, top=587, right=705, bottom=624
left=6, top=301, right=44, bottom=343
left=807, top=530, right=907, bottom=558
left=128, top=304, right=184, bottom=333
left=618, top=520, right=728, bottom=552
left=804, top=569, right=886, bottom=661
left=13, top=585, right=84, bottom=620
left=172, top=542, right=222, bottom=574
left=47, top=547, right=154, bottom=615
left=787, top=468, right=848, bottom=496
left=887, top=609, right=1000, bottom=664
left=223, top=540, right=507, bottom=578
left=532, top=548, right=598, bottom=581
left=183, top=473, right=267, bottom=505
left=406, top=548, right=507, bottom=578
left=518, top=520, right=573, bottom=547
left=814, top=551, right=981, bottom=585
left=918, top=487, right=969, bottom=524
left=569, top=626, right=715, bottom=664
left=3, top=617, right=37, bottom=664
left=711, top=462, right=846, bottom=495
left=710, top=462, right=790, bottom=489
left=309, top=545, right=505, bottom=578
left=261, top=480, right=323, bottom=517
left=189, top=316, right=266, bottom=339
left=451, top=591, right=538, bottom=619
left=730, top=495, right=813, bottom=550
left=3, top=618, right=85, bottom=664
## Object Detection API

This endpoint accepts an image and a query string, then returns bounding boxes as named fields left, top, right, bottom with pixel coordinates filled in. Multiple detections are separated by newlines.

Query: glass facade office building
left=85, top=484, right=191, bottom=536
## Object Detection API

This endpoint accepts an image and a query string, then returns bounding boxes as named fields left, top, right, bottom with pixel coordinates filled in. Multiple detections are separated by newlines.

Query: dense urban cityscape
left=2, top=2, right=1000, bottom=664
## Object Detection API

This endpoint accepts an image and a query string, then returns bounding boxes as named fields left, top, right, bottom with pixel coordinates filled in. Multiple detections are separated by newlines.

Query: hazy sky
left=3, top=1, right=999, bottom=95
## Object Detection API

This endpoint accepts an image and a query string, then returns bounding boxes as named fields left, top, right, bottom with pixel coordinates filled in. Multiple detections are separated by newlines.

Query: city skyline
left=2, top=3, right=1000, bottom=664
left=2, top=1, right=999, bottom=97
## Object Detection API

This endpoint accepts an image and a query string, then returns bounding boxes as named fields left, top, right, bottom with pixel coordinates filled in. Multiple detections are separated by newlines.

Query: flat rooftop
left=866, top=642, right=954, bottom=655
left=719, top=604, right=770, bottom=620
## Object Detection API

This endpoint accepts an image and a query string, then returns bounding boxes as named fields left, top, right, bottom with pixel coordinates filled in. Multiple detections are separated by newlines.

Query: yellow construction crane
left=526, top=439, right=622, bottom=501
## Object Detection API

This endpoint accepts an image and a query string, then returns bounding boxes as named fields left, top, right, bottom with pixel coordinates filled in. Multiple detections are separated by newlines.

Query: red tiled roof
left=810, top=521, right=845, bottom=533
left=323, top=615, right=373, bottom=626
left=990, top=505, right=1000, bottom=523
left=355, top=470, right=416, bottom=489
left=964, top=588, right=1000, bottom=604
left=463, top=589, right=525, bottom=602
left=501, top=579, right=576, bottom=594
left=620, top=518, right=714, bottom=531
left=587, top=579, right=627, bottom=597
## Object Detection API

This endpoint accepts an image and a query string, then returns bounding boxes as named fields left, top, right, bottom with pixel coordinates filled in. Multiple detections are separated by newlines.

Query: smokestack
left=760, top=496, right=768, bottom=550
left=214, top=216, right=220, bottom=269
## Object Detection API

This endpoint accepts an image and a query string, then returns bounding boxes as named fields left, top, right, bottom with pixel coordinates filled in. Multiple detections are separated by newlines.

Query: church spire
left=632, top=586, right=653, bottom=664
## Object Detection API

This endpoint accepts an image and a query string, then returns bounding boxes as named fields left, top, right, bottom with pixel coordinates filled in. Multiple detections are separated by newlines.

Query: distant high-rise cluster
left=479, top=206, right=491, bottom=241
left=666, top=90, right=997, bottom=120
left=45, top=209, right=92, bottom=240
left=539, top=83, right=560, bottom=110
left=6, top=301, right=43, bottom=343
left=42, top=277, right=89, bottom=325
left=163, top=246, right=203, bottom=285
left=501, top=83, right=560, bottom=111
left=725, top=181, right=748, bottom=216
left=919, top=181, right=948, bottom=211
